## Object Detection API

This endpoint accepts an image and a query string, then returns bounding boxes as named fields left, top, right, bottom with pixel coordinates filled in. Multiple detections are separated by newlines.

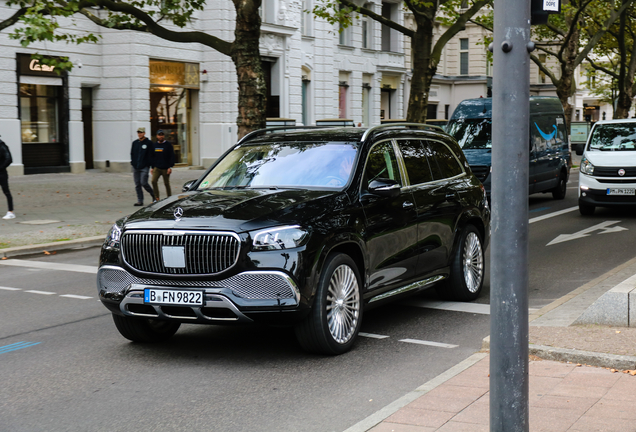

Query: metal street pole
left=490, top=0, right=531, bottom=430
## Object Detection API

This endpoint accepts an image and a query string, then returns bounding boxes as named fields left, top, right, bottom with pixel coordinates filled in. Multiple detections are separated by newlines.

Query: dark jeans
left=151, top=168, right=171, bottom=200
left=133, top=166, right=154, bottom=203
left=0, top=170, right=13, bottom=212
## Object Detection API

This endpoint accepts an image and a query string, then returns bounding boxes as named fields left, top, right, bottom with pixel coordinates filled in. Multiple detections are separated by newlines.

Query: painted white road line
left=399, top=339, right=459, bottom=349
left=547, top=220, right=628, bottom=246
left=25, top=290, right=56, bottom=295
left=0, top=259, right=98, bottom=274
left=359, top=332, right=390, bottom=339
left=402, top=299, right=491, bottom=315
left=529, top=206, right=578, bottom=224
left=0, top=286, right=21, bottom=291
left=60, top=294, right=93, bottom=300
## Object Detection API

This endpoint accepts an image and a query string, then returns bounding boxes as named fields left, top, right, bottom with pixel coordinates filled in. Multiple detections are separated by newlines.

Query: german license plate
left=144, top=288, right=203, bottom=306
left=607, top=188, right=635, bottom=196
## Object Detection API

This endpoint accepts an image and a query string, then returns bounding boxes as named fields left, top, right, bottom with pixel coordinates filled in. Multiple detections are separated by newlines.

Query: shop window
left=150, top=87, right=191, bottom=165
left=20, top=84, right=60, bottom=144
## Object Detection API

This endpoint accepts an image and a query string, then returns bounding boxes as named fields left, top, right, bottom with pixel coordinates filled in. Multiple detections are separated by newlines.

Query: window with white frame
left=361, top=3, right=373, bottom=49
left=339, top=4, right=352, bottom=46
left=460, top=38, right=469, bottom=75
left=339, top=72, right=350, bottom=118
left=260, top=0, right=276, bottom=24
left=301, top=0, right=313, bottom=36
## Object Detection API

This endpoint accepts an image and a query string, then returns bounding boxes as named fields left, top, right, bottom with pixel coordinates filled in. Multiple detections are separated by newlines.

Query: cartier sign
left=18, top=53, right=61, bottom=77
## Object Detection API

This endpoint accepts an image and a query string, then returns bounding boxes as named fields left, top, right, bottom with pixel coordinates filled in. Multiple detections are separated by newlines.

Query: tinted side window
left=427, top=141, right=464, bottom=179
left=365, top=141, right=402, bottom=187
left=396, top=140, right=433, bottom=185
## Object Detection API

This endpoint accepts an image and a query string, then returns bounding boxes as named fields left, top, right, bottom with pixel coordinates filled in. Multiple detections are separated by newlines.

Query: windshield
left=197, top=142, right=358, bottom=190
left=447, top=118, right=492, bottom=149
left=588, top=123, right=636, bottom=151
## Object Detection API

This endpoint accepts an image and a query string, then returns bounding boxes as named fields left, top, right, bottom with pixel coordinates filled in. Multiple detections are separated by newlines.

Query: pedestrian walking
left=150, top=130, right=175, bottom=202
left=0, top=138, right=15, bottom=219
left=131, top=127, right=155, bottom=206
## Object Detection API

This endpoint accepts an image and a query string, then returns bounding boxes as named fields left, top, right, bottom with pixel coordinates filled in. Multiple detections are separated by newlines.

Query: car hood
left=462, top=149, right=492, bottom=167
left=585, top=151, right=636, bottom=167
left=123, top=188, right=344, bottom=232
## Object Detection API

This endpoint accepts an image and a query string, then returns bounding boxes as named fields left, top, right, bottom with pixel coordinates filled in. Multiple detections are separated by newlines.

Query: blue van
left=447, top=97, right=571, bottom=199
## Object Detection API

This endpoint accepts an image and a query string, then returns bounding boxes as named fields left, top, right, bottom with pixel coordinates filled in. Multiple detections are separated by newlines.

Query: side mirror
left=368, top=178, right=401, bottom=198
left=182, top=180, right=197, bottom=192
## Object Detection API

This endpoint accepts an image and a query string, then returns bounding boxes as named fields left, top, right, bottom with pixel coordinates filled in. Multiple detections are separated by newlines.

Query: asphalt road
left=2, top=171, right=636, bottom=431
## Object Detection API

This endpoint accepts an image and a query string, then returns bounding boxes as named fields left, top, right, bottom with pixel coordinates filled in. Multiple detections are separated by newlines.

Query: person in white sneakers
left=0, top=138, right=15, bottom=220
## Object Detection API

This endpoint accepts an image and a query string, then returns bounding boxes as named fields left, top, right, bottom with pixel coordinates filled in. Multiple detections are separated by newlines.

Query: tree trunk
left=406, top=11, right=435, bottom=123
left=232, top=0, right=267, bottom=138
left=555, top=20, right=580, bottom=129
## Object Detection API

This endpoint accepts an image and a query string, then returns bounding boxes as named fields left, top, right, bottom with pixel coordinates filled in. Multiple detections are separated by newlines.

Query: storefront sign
left=18, top=53, right=62, bottom=77
left=150, top=60, right=200, bottom=89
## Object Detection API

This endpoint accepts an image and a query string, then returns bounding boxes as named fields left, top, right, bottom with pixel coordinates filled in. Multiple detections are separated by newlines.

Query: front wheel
left=438, top=224, right=485, bottom=301
left=579, top=201, right=595, bottom=216
left=112, top=314, right=181, bottom=343
left=295, top=253, right=362, bottom=355
left=552, top=172, right=567, bottom=200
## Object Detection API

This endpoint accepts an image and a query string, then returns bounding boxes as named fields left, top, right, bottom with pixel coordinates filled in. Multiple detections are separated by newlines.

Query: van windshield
left=447, top=118, right=492, bottom=150
left=588, top=123, right=636, bottom=151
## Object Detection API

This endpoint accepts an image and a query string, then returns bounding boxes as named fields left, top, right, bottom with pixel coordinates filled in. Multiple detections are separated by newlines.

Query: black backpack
left=0, top=139, right=12, bottom=170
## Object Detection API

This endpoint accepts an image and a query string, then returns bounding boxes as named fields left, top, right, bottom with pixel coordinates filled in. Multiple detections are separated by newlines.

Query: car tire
left=112, top=314, right=181, bottom=342
left=437, top=224, right=485, bottom=301
left=551, top=172, right=567, bottom=200
left=294, top=253, right=362, bottom=355
left=579, top=201, right=595, bottom=216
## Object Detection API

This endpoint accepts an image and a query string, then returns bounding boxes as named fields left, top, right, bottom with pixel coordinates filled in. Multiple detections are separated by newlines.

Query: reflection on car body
left=97, top=124, right=490, bottom=355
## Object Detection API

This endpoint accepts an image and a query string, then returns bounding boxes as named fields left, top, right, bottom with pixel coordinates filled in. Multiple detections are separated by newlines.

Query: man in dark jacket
left=0, top=138, right=15, bottom=219
left=150, top=130, right=175, bottom=201
left=130, top=127, right=154, bottom=206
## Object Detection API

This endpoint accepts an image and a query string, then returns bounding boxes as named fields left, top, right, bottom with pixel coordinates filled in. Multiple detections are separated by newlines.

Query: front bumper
left=97, top=265, right=301, bottom=324
left=578, top=174, right=636, bottom=207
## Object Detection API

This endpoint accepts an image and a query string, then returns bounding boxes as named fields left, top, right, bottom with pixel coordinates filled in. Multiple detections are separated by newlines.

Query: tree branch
left=338, top=0, right=415, bottom=37
left=586, top=56, right=619, bottom=78
left=0, top=6, right=30, bottom=32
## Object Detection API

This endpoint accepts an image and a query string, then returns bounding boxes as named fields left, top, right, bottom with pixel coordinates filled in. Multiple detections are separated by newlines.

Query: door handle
left=402, top=201, right=414, bottom=209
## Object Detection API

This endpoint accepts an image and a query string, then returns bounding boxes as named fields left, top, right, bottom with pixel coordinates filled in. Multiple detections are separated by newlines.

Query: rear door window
left=426, top=141, right=465, bottom=179
left=396, top=140, right=434, bottom=185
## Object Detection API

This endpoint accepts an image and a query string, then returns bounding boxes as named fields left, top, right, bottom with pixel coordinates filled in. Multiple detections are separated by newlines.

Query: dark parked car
left=97, top=124, right=490, bottom=355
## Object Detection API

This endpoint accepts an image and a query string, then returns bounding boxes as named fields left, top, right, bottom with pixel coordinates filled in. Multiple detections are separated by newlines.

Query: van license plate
left=607, top=188, right=635, bottom=196
left=144, top=289, right=203, bottom=306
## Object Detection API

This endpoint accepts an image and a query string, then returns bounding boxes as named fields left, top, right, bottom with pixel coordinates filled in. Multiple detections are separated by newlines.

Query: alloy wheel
left=326, top=264, right=360, bottom=344
left=463, top=232, right=484, bottom=293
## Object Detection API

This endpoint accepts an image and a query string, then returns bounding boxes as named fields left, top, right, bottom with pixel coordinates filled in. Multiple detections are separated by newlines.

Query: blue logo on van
left=535, top=122, right=557, bottom=140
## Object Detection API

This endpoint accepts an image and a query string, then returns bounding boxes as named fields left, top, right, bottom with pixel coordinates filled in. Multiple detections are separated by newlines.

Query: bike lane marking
left=529, top=206, right=578, bottom=224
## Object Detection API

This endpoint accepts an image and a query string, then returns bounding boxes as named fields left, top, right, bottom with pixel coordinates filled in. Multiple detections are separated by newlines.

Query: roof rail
left=361, top=123, right=444, bottom=142
left=236, top=125, right=337, bottom=145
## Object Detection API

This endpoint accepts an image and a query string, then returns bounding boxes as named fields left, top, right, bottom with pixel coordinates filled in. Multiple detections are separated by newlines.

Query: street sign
left=531, top=0, right=561, bottom=24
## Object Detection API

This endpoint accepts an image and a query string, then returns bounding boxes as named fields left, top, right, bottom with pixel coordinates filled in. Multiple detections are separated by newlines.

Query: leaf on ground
left=43, top=251, right=50, bottom=255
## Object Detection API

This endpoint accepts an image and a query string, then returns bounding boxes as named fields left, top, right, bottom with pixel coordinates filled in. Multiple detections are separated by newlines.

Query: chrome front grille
left=121, top=230, right=240, bottom=275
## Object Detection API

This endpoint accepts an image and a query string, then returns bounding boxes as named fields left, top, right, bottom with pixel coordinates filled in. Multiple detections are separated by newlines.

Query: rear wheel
left=112, top=314, right=181, bottom=342
left=295, top=253, right=362, bottom=355
left=552, top=172, right=567, bottom=199
left=437, top=224, right=484, bottom=301
left=579, top=201, right=595, bottom=216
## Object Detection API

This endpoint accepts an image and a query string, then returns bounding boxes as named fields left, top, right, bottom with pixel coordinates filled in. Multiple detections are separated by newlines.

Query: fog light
left=582, top=192, right=587, bottom=197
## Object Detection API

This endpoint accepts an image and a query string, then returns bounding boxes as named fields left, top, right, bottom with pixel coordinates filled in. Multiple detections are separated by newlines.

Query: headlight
left=580, top=157, right=594, bottom=175
left=252, top=225, right=310, bottom=251
left=104, top=222, right=123, bottom=249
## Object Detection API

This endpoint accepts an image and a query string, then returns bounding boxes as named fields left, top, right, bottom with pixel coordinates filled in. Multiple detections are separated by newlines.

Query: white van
left=578, top=119, right=636, bottom=215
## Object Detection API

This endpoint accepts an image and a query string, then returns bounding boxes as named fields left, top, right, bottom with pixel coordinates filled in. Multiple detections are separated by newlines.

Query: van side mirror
left=368, top=179, right=401, bottom=198
left=182, top=180, right=197, bottom=192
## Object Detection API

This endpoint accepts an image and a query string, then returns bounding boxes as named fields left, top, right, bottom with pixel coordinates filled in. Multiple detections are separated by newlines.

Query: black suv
left=97, top=124, right=490, bottom=355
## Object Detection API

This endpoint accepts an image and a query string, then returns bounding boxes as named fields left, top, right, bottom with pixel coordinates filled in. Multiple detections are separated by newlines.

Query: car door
left=421, top=140, right=467, bottom=269
left=395, top=139, right=449, bottom=276
left=360, top=140, right=419, bottom=292
left=531, top=114, right=561, bottom=192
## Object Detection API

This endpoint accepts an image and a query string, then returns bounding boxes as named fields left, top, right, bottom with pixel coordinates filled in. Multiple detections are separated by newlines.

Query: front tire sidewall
left=447, top=225, right=485, bottom=301
left=296, top=253, right=362, bottom=355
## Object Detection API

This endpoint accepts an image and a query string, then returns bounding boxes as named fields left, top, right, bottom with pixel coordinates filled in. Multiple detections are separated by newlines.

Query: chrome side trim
left=368, top=275, right=446, bottom=303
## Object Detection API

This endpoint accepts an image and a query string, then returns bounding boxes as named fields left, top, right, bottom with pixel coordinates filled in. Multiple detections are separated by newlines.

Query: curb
left=0, top=236, right=105, bottom=258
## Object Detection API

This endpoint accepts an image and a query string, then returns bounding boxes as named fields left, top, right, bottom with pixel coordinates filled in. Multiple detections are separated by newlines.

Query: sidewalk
left=2, top=170, right=636, bottom=431
left=0, top=168, right=205, bottom=256
left=349, top=257, right=636, bottom=432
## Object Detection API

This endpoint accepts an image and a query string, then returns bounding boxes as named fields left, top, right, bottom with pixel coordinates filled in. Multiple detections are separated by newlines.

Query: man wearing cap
left=151, top=129, right=175, bottom=202
left=130, top=127, right=154, bottom=206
